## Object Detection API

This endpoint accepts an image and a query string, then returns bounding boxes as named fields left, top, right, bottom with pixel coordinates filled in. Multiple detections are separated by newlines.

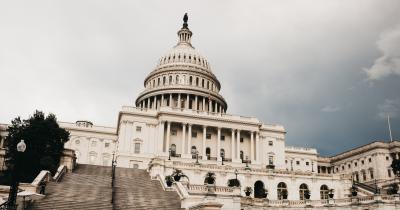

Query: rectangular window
left=269, top=156, right=274, bottom=165
left=221, top=135, right=225, bottom=141
left=240, top=137, right=243, bottom=143
left=136, top=126, right=142, bottom=132
left=361, top=160, right=365, bottom=165
left=192, top=132, right=197, bottom=138
left=348, top=164, right=351, bottom=169
left=368, top=158, right=372, bottom=163
left=296, top=161, right=300, bottom=165
left=388, top=169, right=392, bottom=177
left=105, top=143, right=110, bottom=148
left=386, top=156, right=389, bottom=160
left=134, top=143, right=140, bottom=154
left=370, top=170, right=374, bottom=179
left=342, top=166, right=344, bottom=170
left=306, top=162, right=309, bottom=166
left=206, top=133, right=211, bottom=139
left=171, top=129, right=177, bottom=136
left=268, top=141, right=273, bottom=146
left=354, top=162, right=357, bottom=167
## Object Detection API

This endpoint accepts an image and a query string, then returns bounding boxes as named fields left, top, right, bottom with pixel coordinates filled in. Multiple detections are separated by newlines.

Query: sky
left=0, top=0, right=399, bottom=156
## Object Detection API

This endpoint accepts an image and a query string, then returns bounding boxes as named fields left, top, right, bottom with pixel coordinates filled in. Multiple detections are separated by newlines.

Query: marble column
left=195, top=96, right=198, bottom=110
left=182, top=124, right=186, bottom=155
left=161, top=94, right=164, bottom=107
left=169, top=94, right=173, bottom=107
left=255, top=132, right=260, bottom=163
left=202, top=97, right=206, bottom=111
left=237, top=130, right=241, bottom=162
left=214, top=102, right=217, bottom=113
left=153, top=96, right=157, bottom=109
left=217, top=127, right=221, bottom=161
left=166, top=122, right=171, bottom=154
left=178, top=93, right=181, bottom=108
left=187, top=124, right=192, bottom=157
left=208, top=99, right=212, bottom=112
left=231, top=129, right=235, bottom=161
left=250, top=131, right=254, bottom=162
left=202, top=126, right=207, bottom=160
left=186, top=94, right=190, bottom=109
left=147, top=98, right=150, bottom=109
left=158, top=121, right=165, bottom=154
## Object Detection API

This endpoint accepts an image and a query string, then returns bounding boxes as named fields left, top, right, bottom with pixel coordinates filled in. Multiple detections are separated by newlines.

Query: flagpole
left=388, top=115, right=393, bottom=142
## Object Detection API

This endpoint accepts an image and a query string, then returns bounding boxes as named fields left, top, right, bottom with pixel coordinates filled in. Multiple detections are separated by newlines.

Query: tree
left=391, top=159, right=400, bottom=176
left=4, top=110, right=69, bottom=182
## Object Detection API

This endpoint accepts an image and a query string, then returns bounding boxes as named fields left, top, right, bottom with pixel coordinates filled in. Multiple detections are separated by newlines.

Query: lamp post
left=7, top=139, right=26, bottom=209
left=234, top=169, right=238, bottom=180
left=245, top=156, right=249, bottom=169
left=221, top=153, right=224, bottom=166
left=195, top=150, right=200, bottom=165
left=168, top=148, right=172, bottom=160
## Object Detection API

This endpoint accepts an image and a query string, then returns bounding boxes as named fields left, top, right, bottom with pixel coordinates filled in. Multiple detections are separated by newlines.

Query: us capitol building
left=1, top=14, right=399, bottom=210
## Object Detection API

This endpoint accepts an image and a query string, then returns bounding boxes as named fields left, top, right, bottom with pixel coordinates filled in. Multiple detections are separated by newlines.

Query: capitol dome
left=136, top=14, right=227, bottom=113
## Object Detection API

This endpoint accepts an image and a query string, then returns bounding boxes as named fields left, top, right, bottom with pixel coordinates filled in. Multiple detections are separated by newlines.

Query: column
left=178, top=93, right=181, bottom=108
left=214, top=102, right=217, bottom=113
left=255, top=132, right=260, bottom=163
left=147, top=98, right=150, bottom=109
left=158, top=121, right=165, bottom=153
left=153, top=96, right=157, bottom=109
left=202, top=97, right=206, bottom=111
left=250, top=131, right=254, bottom=163
left=161, top=94, right=164, bottom=107
left=195, top=95, right=198, bottom=110
left=182, top=124, right=186, bottom=155
left=202, top=126, right=207, bottom=160
left=237, top=130, right=241, bottom=162
left=231, top=129, right=235, bottom=161
left=169, top=94, right=173, bottom=107
left=208, top=99, right=212, bottom=112
left=186, top=94, right=190, bottom=109
left=217, top=127, right=221, bottom=161
left=187, top=124, right=192, bottom=157
left=166, top=122, right=171, bottom=154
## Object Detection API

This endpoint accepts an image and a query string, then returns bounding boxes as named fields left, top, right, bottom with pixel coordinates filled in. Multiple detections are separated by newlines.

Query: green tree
left=4, top=110, right=69, bottom=182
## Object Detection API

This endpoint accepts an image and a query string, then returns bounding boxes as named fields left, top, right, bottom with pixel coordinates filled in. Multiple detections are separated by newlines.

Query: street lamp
left=245, top=156, right=249, bottom=169
left=234, top=169, right=239, bottom=180
left=195, top=150, right=200, bottom=165
left=8, top=139, right=26, bottom=209
left=221, top=153, right=225, bottom=166
left=168, top=148, right=172, bottom=160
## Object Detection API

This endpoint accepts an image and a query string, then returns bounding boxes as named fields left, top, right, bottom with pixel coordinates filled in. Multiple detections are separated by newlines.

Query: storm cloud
left=0, top=0, right=399, bottom=156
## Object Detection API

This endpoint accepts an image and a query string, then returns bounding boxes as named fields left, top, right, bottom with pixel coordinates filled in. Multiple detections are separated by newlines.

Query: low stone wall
left=60, top=148, right=76, bottom=171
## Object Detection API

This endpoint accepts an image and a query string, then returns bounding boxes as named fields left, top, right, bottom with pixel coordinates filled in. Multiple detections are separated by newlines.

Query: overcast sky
left=1, top=0, right=399, bottom=156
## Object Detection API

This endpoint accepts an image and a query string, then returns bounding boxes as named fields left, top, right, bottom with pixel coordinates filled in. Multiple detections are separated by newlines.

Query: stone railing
left=285, top=146, right=317, bottom=154
left=185, top=184, right=240, bottom=196
left=53, top=165, right=67, bottom=182
left=241, top=195, right=399, bottom=208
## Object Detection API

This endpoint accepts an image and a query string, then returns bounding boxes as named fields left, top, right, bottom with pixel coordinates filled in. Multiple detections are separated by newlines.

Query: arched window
left=157, top=78, right=160, bottom=86
left=254, top=181, right=267, bottom=198
left=176, top=75, right=179, bottom=84
left=207, top=81, right=209, bottom=89
left=169, top=76, right=172, bottom=84
left=134, top=143, right=140, bottom=154
left=89, top=152, right=97, bottom=164
left=196, top=78, right=199, bottom=86
left=206, top=147, right=211, bottom=160
left=320, top=185, right=329, bottom=200
left=191, top=146, right=197, bottom=159
left=362, top=170, right=367, bottom=181
left=201, top=79, right=204, bottom=88
left=277, top=182, right=287, bottom=200
left=189, top=76, right=193, bottom=85
left=171, top=144, right=177, bottom=157
left=299, top=183, right=309, bottom=200
left=163, top=76, right=166, bottom=85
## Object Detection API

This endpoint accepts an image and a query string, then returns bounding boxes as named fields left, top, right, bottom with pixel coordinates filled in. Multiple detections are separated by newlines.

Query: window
left=268, top=156, right=274, bottom=165
left=171, top=129, right=177, bottom=136
left=277, top=182, right=287, bottom=200
left=105, top=143, right=110, bottom=148
left=268, top=141, right=273, bottom=146
left=354, top=162, right=357, bottom=167
left=221, top=135, right=225, bottom=141
left=240, top=151, right=244, bottom=160
left=206, top=147, right=211, bottom=160
left=296, top=161, right=300, bottom=165
left=299, top=184, right=309, bottom=200
left=386, top=156, right=389, bottom=161
left=220, top=149, right=225, bottom=158
left=362, top=171, right=367, bottom=181
left=368, top=158, right=372, bottom=163
left=191, top=146, right=197, bottom=159
left=388, top=169, right=392, bottom=177
left=170, top=144, right=176, bottom=156
left=342, top=165, right=344, bottom=170
left=134, top=143, right=140, bottom=154
left=361, top=160, right=365, bottom=165
left=192, top=132, right=197, bottom=138
left=320, top=185, right=329, bottom=200
left=370, top=169, right=374, bottom=179
left=206, top=133, right=211, bottom=139
left=306, top=162, right=309, bottom=166
left=136, top=126, right=142, bottom=132
left=240, top=137, right=243, bottom=143
left=348, top=164, right=351, bottom=169
left=89, top=152, right=97, bottom=164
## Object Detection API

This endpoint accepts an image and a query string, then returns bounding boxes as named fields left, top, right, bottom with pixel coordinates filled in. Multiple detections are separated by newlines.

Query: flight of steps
left=30, top=164, right=113, bottom=210
left=114, top=167, right=183, bottom=210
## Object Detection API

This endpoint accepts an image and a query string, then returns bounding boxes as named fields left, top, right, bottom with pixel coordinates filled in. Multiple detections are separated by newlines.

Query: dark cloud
left=0, top=0, right=399, bottom=156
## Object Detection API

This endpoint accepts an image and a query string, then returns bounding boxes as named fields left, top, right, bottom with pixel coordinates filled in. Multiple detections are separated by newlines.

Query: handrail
left=354, top=181, right=377, bottom=193
left=53, top=165, right=67, bottom=182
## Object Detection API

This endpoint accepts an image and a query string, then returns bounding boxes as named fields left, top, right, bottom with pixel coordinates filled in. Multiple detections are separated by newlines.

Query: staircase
left=354, top=181, right=377, bottom=196
left=30, top=164, right=113, bottom=210
left=113, top=167, right=183, bottom=210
